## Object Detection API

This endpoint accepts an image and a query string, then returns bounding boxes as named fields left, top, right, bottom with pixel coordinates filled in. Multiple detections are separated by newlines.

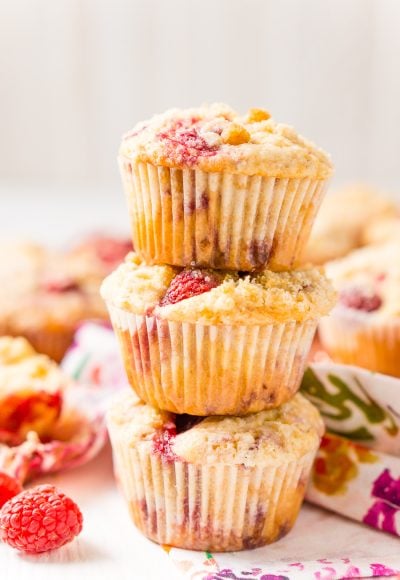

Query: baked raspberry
left=160, top=269, right=220, bottom=306
left=158, top=120, right=218, bottom=166
left=0, top=472, right=22, bottom=508
left=152, top=416, right=203, bottom=462
left=0, top=484, right=83, bottom=553
left=339, top=288, right=382, bottom=312
left=152, top=421, right=177, bottom=462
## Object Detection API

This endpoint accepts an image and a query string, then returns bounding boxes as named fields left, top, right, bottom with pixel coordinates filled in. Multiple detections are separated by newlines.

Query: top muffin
left=120, top=103, right=332, bottom=179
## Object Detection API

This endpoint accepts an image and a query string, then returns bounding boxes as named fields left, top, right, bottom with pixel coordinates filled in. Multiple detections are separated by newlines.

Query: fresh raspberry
left=160, top=269, right=220, bottom=306
left=0, top=484, right=83, bottom=553
left=339, top=287, right=382, bottom=312
left=0, top=472, right=22, bottom=508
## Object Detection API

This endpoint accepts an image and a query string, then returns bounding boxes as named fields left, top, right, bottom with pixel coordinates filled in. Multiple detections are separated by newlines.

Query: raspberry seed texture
left=0, top=484, right=83, bottom=553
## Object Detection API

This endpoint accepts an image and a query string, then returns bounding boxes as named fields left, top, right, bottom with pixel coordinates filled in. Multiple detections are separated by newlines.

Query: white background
left=1, top=0, right=400, bottom=243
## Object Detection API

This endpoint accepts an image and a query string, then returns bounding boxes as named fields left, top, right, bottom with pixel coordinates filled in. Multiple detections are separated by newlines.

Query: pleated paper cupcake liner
left=106, top=304, right=317, bottom=415
left=319, top=310, right=400, bottom=377
left=107, top=416, right=317, bottom=552
left=119, top=157, right=328, bottom=270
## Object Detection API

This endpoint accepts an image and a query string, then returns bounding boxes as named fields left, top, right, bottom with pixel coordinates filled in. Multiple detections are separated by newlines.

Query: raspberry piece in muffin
left=159, top=269, right=221, bottom=306
left=152, top=415, right=204, bottom=462
left=0, top=337, right=67, bottom=444
left=339, top=288, right=382, bottom=312
left=152, top=421, right=177, bottom=462
left=158, top=120, right=219, bottom=167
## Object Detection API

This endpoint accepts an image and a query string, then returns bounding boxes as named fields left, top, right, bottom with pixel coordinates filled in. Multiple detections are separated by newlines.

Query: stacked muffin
left=102, top=104, right=336, bottom=551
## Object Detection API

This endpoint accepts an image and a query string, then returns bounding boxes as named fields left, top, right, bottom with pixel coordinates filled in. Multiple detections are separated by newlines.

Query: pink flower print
left=363, top=469, right=400, bottom=535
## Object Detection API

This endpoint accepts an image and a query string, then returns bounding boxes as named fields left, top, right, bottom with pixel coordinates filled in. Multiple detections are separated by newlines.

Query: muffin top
left=101, top=252, right=336, bottom=325
left=108, top=390, right=324, bottom=467
left=120, top=103, right=332, bottom=179
left=0, top=336, right=68, bottom=398
left=326, top=241, right=400, bottom=319
left=302, top=184, right=398, bottom=265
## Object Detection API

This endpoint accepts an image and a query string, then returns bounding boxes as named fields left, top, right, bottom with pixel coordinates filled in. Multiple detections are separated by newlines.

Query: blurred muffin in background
left=0, top=336, right=67, bottom=445
left=0, top=235, right=131, bottom=362
left=0, top=241, right=47, bottom=336
left=362, top=215, right=400, bottom=246
left=65, top=234, right=132, bottom=284
left=319, top=241, right=400, bottom=376
left=302, top=184, right=398, bottom=264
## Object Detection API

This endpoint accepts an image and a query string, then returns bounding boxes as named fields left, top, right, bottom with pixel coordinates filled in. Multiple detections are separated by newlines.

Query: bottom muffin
left=107, top=390, right=324, bottom=551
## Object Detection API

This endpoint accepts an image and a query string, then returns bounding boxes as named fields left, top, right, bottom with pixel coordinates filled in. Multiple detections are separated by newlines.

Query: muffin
left=0, top=243, right=109, bottom=362
left=319, top=242, right=400, bottom=376
left=107, top=389, right=324, bottom=551
left=101, top=253, right=336, bottom=415
left=302, top=184, right=398, bottom=264
left=0, top=336, right=67, bottom=445
left=0, top=240, right=46, bottom=331
left=65, top=234, right=132, bottom=283
left=119, top=103, right=332, bottom=271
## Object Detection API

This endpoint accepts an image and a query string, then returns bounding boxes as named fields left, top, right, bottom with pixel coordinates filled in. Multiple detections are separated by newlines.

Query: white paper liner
left=107, top=305, right=317, bottom=415
left=119, top=158, right=328, bottom=270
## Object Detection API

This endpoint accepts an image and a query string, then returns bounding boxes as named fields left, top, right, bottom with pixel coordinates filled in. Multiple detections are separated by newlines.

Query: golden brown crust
left=108, top=390, right=324, bottom=466
left=101, top=253, right=337, bottom=324
left=119, top=103, right=333, bottom=179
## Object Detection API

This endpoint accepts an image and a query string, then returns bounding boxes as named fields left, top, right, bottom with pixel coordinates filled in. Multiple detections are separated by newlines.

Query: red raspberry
left=339, top=288, right=382, bottom=312
left=158, top=119, right=218, bottom=166
left=160, top=269, right=220, bottom=306
left=152, top=416, right=204, bottom=462
left=0, top=484, right=83, bottom=553
left=0, top=472, right=22, bottom=508
left=152, top=421, right=177, bottom=462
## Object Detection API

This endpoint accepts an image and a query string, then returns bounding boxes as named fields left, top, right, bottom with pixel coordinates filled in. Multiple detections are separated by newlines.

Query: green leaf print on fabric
left=301, top=368, right=398, bottom=441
